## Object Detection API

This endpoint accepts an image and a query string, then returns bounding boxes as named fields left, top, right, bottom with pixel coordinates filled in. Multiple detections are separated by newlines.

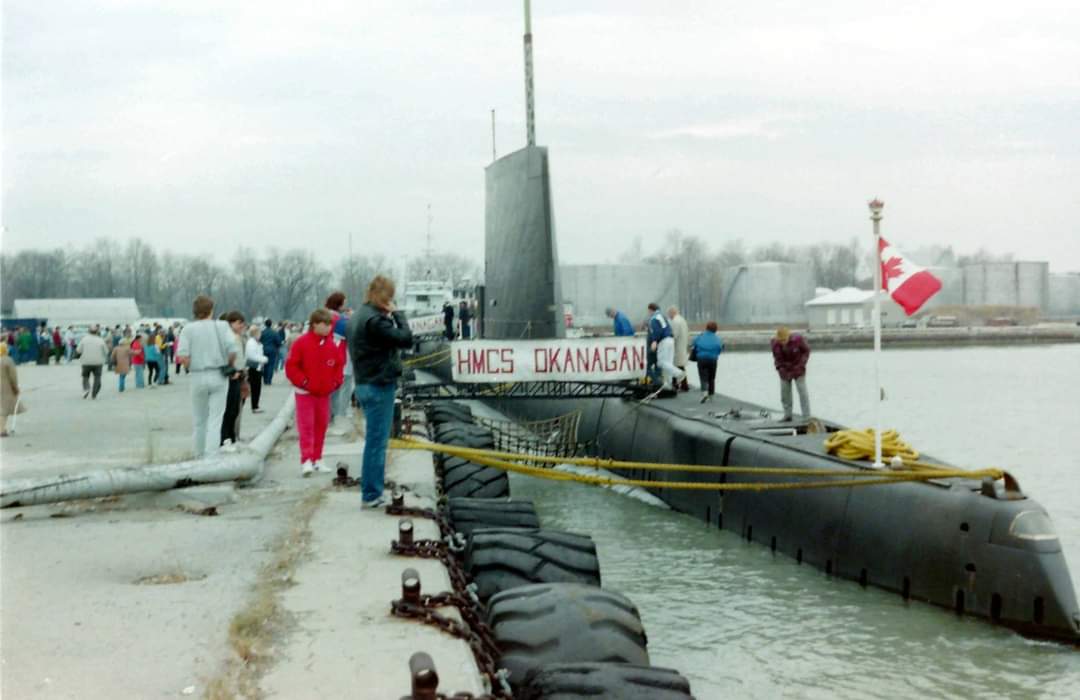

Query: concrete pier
left=0, top=364, right=482, bottom=698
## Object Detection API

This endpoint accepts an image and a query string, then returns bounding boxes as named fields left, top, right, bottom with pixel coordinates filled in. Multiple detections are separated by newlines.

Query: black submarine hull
left=482, top=390, right=1080, bottom=643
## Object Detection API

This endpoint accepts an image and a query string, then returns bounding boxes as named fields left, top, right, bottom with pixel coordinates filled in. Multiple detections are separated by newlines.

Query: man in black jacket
left=347, top=276, right=413, bottom=508
left=442, top=302, right=455, bottom=340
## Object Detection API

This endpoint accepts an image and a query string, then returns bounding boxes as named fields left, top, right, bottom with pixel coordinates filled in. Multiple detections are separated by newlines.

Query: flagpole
left=869, top=199, right=885, bottom=467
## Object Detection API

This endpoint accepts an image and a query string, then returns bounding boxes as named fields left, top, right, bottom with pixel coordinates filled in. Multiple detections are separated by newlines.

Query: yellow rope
left=824, top=428, right=920, bottom=463
left=388, top=438, right=1003, bottom=492
left=403, top=349, right=452, bottom=368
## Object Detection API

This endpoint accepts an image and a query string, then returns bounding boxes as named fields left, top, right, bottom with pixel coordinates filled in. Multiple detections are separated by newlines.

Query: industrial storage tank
left=962, top=262, right=1049, bottom=311
left=1017, top=261, right=1050, bottom=310
left=1049, top=273, right=1080, bottom=318
left=560, top=264, right=680, bottom=328
left=718, top=262, right=815, bottom=325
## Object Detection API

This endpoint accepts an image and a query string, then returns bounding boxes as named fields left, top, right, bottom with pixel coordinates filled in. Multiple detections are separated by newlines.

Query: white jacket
left=246, top=337, right=268, bottom=368
left=670, top=314, right=690, bottom=367
left=75, top=334, right=109, bottom=366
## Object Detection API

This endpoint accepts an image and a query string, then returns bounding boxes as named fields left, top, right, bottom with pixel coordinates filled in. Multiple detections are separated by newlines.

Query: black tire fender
left=486, top=583, right=649, bottom=690
left=465, top=528, right=600, bottom=603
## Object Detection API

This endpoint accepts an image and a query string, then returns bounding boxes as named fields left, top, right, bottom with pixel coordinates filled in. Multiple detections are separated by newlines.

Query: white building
left=12, top=298, right=141, bottom=329
left=804, top=288, right=906, bottom=330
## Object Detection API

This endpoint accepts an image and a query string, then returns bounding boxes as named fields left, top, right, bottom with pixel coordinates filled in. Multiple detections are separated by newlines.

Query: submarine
left=405, top=143, right=1080, bottom=644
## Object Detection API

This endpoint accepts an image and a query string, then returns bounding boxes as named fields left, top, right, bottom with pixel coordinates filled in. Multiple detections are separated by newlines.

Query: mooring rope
left=389, top=437, right=1004, bottom=492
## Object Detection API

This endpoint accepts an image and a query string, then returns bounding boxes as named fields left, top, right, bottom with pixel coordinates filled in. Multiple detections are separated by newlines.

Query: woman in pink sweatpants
left=285, top=309, right=346, bottom=476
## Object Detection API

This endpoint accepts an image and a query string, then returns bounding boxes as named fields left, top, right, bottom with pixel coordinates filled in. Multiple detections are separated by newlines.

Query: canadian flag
left=879, top=238, right=942, bottom=316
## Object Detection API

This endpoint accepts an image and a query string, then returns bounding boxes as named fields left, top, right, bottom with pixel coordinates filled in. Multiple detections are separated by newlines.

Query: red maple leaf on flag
left=882, top=256, right=904, bottom=286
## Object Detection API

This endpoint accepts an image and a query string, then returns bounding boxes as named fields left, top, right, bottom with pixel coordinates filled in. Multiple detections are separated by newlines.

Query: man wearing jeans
left=177, top=295, right=238, bottom=458
left=347, top=276, right=413, bottom=508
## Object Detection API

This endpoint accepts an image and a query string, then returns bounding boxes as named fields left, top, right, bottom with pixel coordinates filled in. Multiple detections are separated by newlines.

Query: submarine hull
left=482, top=391, right=1080, bottom=643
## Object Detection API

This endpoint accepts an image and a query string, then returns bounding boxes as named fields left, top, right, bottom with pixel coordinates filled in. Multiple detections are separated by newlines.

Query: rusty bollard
left=392, top=491, right=405, bottom=508
left=405, top=652, right=439, bottom=700
left=402, top=568, right=421, bottom=605
left=398, top=519, right=414, bottom=546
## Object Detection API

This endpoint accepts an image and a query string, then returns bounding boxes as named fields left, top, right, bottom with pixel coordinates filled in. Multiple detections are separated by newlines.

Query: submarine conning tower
left=484, top=146, right=564, bottom=341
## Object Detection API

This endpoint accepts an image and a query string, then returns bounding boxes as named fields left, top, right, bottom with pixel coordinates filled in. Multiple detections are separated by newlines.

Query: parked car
left=926, top=315, right=959, bottom=328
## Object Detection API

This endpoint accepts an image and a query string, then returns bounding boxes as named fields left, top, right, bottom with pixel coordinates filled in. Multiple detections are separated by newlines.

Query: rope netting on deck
left=472, top=410, right=583, bottom=464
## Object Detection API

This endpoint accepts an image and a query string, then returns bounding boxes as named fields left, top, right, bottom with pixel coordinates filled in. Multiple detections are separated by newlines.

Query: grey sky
left=3, top=1, right=1079, bottom=271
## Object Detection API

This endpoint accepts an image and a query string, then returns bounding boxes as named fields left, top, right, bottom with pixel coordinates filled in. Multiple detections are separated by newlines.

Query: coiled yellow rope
left=824, top=428, right=920, bottom=463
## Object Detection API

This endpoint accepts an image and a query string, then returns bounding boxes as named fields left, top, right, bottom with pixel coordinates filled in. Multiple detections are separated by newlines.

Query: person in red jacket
left=770, top=326, right=811, bottom=422
left=286, top=308, right=346, bottom=476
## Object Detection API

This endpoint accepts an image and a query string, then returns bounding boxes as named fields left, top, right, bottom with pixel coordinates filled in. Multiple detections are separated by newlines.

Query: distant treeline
left=0, top=238, right=481, bottom=321
left=2, top=233, right=1012, bottom=323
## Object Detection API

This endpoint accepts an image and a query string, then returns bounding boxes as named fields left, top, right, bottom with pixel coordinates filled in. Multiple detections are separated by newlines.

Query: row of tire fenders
left=393, top=400, right=698, bottom=699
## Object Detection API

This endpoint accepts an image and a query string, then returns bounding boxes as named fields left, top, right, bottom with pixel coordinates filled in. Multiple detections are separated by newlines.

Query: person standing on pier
left=667, top=306, right=691, bottom=392
left=771, top=327, right=811, bottom=422
left=606, top=307, right=635, bottom=337
left=64, top=326, right=76, bottom=363
left=130, top=333, right=146, bottom=388
left=245, top=325, right=268, bottom=414
left=691, top=321, right=724, bottom=403
left=286, top=308, right=346, bottom=476
left=144, top=332, right=162, bottom=386
left=111, top=335, right=132, bottom=393
left=326, top=291, right=354, bottom=430
left=51, top=327, right=63, bottom=364
left=349, top=276, right=413, bottom=507
left=260, top=320, right=283, bottom=386
left=177, top=295, right=238, bottom=458
left=75, top=325, right=109, bottom=399
left=220, top=311, right=248, bottom=449
left=1, top=342, right=24, bottom=437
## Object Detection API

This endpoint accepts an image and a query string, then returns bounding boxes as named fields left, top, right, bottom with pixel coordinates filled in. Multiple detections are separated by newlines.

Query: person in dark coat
left=443, top=302, right=455, bottom=340
left=348, top=275, right=413, bottom=508
left=771, top=326, right=811, bottom=421
left=458, top=301, right=472, bottom=339
left=260, top=319, right=283, bottom=385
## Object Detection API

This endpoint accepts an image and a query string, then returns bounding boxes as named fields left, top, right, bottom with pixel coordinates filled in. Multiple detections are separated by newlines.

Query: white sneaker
left=221, top=439, right=238, bottom=453
left=301, top=461, right=315, bottom=477
left=361, top=495, right=388, bottom=509
left=313, top=460, right=330, bottom=473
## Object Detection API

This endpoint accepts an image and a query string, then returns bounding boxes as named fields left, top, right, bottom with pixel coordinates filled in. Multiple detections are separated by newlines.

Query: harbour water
left=508, top=344, right=1080, bottom=699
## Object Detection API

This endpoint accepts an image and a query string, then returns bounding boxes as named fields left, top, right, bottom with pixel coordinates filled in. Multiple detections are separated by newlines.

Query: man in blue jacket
left=646, top=302, right=685, bottom=393
left=605, top=307, right=634, bottom=337
left=260, top=319, right=283, bottom=385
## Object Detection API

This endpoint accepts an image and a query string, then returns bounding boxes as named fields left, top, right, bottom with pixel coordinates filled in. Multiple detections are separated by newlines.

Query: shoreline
left=714, top=324, right=1080, bottom=351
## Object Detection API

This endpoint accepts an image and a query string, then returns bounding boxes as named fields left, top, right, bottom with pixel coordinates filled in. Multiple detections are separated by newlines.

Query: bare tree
left=714, top=239, right=748, bottom=269
left=231, top=246, right=264, bottom=318
left=406, top=252, right=481, bottom=285
left=264, top=248, right=326, bottom=320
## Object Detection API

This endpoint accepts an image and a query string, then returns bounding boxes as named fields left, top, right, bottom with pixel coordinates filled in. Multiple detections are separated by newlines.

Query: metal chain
left=391, top=411, right=513, bottom=699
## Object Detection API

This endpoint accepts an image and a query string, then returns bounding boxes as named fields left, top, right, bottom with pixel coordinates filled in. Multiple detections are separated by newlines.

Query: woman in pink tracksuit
left=285, top=309, right=346, bottom=477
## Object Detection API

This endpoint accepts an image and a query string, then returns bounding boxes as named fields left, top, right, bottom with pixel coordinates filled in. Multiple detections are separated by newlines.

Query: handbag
left=688, top=345, right=698, bottom=363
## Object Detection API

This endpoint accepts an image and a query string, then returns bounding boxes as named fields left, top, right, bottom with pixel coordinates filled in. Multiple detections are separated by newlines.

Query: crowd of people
left=167, top=276, right=411, bottom=508
left=607, top=303, right=812, bottom=420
